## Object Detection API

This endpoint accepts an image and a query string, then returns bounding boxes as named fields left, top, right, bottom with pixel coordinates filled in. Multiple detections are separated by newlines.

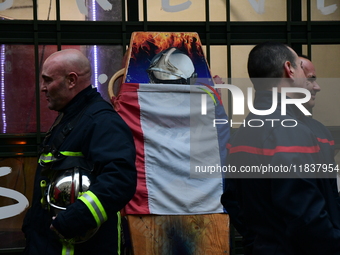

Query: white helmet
left=147, top=47, right=197, bottom=84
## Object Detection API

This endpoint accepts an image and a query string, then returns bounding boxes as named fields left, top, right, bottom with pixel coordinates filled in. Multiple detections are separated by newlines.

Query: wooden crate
left=126, top=214, right=229, bottom=255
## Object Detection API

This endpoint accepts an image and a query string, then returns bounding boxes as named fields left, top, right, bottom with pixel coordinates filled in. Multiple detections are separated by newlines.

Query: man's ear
left=67, top=72, right=77, bottom=88
left=283, top=60, right=294, bottom=79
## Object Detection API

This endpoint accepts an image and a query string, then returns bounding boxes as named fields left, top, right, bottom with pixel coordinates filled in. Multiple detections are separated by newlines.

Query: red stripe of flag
left=113, top=83, right=150, bottom=215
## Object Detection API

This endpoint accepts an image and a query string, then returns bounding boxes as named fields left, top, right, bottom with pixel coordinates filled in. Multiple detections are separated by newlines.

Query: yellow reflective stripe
left=60, top=151, right=83, bottom=157
left=62, top=242, right=74, bottom=255
left=78, top=191, right=107, bottom=227
left=38, top=151, right=83, bottom=163
left=38, top=153, right=54, bottom=163
left=117, top=211, right=121, bottom=255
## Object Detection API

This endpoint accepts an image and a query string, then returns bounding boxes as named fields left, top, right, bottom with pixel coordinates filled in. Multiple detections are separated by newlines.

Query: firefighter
left=22, top=49, right=137, bottom=255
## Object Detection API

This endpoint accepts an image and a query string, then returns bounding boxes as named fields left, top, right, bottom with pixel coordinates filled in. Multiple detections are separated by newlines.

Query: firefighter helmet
left=147, top=47, right=197, bottom=84
left=47, top=167, right=98, bottom=243
left=47, top=167, right=92, bottom=213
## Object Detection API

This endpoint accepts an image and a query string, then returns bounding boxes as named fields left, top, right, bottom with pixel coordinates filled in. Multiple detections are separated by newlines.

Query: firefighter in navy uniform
left=22, top=49, right=137, bottom=255
left=221, top=42, right=340, bottom=255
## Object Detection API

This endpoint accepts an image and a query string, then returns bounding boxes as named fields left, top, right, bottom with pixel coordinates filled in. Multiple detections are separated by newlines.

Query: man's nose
left=40, top=83, right=47, bottom=92
left=313, top=82, right=321, bottom=92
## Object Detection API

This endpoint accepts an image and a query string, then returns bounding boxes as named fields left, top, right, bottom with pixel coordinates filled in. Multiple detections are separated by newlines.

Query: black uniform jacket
left=222, top=90, right=340, bottom=255
left=23, top=86, right=137, bottom=255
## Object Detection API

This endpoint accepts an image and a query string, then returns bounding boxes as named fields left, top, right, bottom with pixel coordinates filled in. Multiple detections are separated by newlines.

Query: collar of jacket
left=253, top=90, right=305, bottom=119
left=59, top=85, right=99, bottom=119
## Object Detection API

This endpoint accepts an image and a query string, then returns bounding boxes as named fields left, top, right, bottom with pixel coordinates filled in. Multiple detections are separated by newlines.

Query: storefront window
left=0, top=44, right=40, bottom=134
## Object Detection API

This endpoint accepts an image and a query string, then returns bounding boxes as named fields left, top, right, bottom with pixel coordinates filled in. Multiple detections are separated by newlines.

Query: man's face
left=40, top=59, right=71, bottom=111
left=291, top=50, right=308, bottom=90
left=285, top=47, right=309, bottom=100
left=300, top=57, right=320, bottom=109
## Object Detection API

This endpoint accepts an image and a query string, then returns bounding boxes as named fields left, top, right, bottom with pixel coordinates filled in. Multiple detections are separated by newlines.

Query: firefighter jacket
left=222, top=90, right=340, bottom=255
left=22, top=85, right=137, bottom=255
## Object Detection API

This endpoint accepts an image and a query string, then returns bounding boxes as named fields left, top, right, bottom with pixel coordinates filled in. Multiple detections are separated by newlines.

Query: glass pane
left=38, top=45, right=59, bottom=132
left=210, top=45, right=229, bottom=115
left=310, top=45, right=340, bottom=78
left=210, top=45, right=228, bottom=79
left=37, top=0, right=56, bottom=20
left=312, top=79, right=340, bottom=126
left=142, top=0, right=205, bottom=21
left=60, top=0, right=122, bottom=21
left=229, top=0, right=286, bottom=21
left=143, top=0, right=287, bottom=22
left=0, top=157, right=37, bottom=250
left=306, top=45, right=340, bottom=126
left=302, top=0, right=340, bottom=21
left=231, top=45, right=254, bottom=78
left=0, top=44, right=39, bottom=134
left=210, top=1, right=226, bottom=22
left=229, top=46, right=254, bottom=127
left=0, top=0, right=33, bottom=20
left=209, top=45, right=255, bottom=126
left=60, top=0, right=85, bottom=20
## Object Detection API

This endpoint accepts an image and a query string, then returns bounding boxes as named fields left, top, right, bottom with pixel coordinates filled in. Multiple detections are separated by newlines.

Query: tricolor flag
left=112, top=83, right=229, bottom=215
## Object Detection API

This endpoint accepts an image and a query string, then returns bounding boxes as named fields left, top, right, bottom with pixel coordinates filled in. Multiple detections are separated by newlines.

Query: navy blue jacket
left=222, top=90, right=340, bottom=255
left=23, top=86, right=137, bottom=255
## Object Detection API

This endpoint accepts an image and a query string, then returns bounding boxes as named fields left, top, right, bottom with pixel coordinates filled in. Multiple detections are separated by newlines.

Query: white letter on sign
left=162, top=0, right=192, bottom=12
left=0, top=0, right=13, bottom=11
left=317, top=0, right=337, bottom=15
left=0, top=167, right=29, bottom=220
left=248, top=0, right=265, bottom=14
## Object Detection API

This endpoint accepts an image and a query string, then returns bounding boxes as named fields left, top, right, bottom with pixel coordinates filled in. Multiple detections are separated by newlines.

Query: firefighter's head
left=41, top=49, right=92, bottom=111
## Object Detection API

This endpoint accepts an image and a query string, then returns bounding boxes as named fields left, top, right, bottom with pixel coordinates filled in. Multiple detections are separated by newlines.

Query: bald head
left=45, top=49, right=92, bottom=84
left=41, top=49, right=92, bottom=111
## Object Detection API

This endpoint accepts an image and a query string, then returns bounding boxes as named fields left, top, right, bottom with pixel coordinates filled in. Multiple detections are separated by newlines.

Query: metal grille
left=0, top=1, right=339, bottom=153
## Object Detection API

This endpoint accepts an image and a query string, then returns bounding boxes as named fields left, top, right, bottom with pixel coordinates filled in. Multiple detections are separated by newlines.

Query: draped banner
left=112, top=83, right=229, bottom=214
left=110, top=32, right=230, bottom=215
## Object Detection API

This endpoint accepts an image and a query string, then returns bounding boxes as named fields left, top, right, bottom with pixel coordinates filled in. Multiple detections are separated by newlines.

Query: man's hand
left=50, top=216, right=65, bottom=239
left=213, top=75, right=225, bottom=84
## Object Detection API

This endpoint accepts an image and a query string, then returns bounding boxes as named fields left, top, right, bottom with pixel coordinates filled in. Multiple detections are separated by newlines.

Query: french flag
left=112, top=83, right=229, bottom=215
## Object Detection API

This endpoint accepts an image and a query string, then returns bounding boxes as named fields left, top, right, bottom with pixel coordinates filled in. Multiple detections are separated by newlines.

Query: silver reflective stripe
left=39, top=153, right=55, bottom=163
left=81, top=193, right=106, bottom=226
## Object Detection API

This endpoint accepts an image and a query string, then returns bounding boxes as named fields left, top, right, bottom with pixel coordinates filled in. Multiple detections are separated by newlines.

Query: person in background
left=299, top=55, right=339, bottom=213
left=22, top=49, right=137, bottom=255
left=221, top=42, right=340, bottom=255
left=299, top=55, right=321, bottom=111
